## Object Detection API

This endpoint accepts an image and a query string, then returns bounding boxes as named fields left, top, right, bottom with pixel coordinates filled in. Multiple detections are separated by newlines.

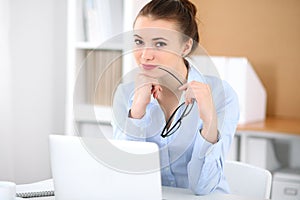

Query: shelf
left=74, top=104, right=112, bottom=125
left=237, top=117, right=300, bottom=136
left=236, top=117, right=300, bottom=173
left=76, top=41, right=123, bottom=51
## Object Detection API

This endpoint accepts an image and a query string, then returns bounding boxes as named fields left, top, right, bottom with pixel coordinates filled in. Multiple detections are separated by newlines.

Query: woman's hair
left=135, top=0, right=199, bottom=51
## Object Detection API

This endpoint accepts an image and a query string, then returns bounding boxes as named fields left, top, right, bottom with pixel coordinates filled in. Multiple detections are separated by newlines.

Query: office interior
left=0, top=0, right=299, bottom=199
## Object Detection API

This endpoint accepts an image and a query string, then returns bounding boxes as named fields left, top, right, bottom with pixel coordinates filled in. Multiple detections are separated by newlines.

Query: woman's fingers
left=178, top=82, right=195, bottom=104
left=178, top=81, right=215, bottom=118
left=152, top=85, right=162, bottom=99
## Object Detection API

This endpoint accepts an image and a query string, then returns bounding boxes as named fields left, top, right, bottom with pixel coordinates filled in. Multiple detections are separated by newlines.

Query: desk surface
left=23, top=187, right=269, bottom=200
left=237, top=117, right=300, bottom=135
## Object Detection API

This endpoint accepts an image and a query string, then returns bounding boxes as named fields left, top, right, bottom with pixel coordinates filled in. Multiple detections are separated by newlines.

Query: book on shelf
left=86, top=50, right=122, bottom=106
left=82, top=0, right=123, bottom=43
left=16, top=178, right=54, bottom=198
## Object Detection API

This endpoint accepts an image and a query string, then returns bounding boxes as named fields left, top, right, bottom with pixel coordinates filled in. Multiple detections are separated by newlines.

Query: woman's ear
left=182, top=38, right=193, bottom=57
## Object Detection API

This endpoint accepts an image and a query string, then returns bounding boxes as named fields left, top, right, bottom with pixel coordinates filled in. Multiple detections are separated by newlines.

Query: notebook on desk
left=16, top=179, right=54, bottom=198
left=49, top=134, right=162, bottom=200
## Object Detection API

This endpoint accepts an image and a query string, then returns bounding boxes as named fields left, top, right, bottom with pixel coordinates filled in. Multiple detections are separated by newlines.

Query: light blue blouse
left=111, top=64, right=240, bottom=195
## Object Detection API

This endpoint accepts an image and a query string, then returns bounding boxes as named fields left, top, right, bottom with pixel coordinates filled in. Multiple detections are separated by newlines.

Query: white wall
left=0, top=0, right=14, bottom=182
left=0, top=0, right=67, bottom=184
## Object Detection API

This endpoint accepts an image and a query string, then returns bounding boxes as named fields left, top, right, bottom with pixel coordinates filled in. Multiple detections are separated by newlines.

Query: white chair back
left=224, top=160, right=272, bottom=199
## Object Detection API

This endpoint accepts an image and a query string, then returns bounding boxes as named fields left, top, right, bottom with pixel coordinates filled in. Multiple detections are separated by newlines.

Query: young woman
left=112, top=0, right=239, bottom=195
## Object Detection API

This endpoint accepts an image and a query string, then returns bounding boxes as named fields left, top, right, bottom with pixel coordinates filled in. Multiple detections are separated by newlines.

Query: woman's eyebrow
left=133, top=34, right=168, bottom=42
left=152, top=37, right=168, bottom=42
left=133, top=34, right=142, bottom=39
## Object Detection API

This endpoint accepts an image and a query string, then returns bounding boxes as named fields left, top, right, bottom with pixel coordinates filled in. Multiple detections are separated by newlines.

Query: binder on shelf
left=86, top=50, right=122, bottom=106
left=211, top=56, right=267, bottom=124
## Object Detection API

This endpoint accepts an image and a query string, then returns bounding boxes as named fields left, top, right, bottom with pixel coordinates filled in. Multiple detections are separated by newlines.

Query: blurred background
left=0, top=0, right=299, bottom=191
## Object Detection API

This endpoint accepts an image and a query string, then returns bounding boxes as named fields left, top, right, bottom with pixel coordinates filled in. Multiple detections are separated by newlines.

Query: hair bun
left=136, top=0, right=200, bottom=49
left=178, top=0, right=197, bottom=17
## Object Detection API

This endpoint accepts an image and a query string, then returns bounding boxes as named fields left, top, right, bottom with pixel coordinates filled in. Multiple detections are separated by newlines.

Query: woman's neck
left=157, top=86, right=183, bottom=122
left=157, top=59, right=188, bottom=121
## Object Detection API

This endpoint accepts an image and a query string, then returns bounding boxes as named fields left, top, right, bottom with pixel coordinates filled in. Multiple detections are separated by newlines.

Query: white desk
left=23, top=187, right=269, bottom=200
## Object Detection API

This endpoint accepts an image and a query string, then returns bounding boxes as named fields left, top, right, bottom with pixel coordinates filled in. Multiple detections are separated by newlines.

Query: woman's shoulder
left=189, top=64, right=232, bottom=88
left=116, top=81, right=134, bottom=92
left=114, top=81, right=135, bottom=101
left=188, top=64, right=238, bottom=100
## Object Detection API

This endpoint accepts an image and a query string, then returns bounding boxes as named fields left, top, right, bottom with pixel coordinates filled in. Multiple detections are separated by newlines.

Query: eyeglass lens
left=161, top=100, right=194, bottom=138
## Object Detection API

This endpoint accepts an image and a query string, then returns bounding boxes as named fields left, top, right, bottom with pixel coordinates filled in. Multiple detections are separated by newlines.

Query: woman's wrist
left=200, top=116, right=218, bottom=144
left=129, top=101, right=147, bottom=119
left=128, top=108, right=145, bottom=119
left=200, top=127, right=218, bottom=144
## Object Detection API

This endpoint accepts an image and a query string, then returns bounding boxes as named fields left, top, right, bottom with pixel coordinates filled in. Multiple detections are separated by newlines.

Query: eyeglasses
left=160, top=99, right=195, bottom=138
left=157, top=67, right=194, bottom=138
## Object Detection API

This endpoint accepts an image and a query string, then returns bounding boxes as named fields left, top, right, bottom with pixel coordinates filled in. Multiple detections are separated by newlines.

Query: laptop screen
left=49, top=134, right=162, bottom=200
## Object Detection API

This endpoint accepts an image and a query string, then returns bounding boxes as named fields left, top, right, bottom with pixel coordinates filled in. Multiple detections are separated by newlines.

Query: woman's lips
left=141, top=64, right=158, bottom=70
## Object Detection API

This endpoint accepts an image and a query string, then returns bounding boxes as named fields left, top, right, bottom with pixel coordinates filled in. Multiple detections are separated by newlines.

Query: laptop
left=49, top=134, right=162, bottom=200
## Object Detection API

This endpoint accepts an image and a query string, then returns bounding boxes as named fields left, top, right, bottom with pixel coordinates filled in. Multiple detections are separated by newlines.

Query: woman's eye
left=134, top=39, right=144, bottom=46
left=155, top=42, right=167, bottom=48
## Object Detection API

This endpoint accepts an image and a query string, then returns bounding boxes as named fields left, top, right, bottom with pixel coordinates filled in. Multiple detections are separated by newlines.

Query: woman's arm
left=112, top=83, right=164, bottom=141
left=187, top=81, right=240, bottom=195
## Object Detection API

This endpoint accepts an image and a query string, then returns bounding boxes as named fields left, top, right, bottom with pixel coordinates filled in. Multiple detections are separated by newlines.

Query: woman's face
left=133, top=16, right=190, bottom=78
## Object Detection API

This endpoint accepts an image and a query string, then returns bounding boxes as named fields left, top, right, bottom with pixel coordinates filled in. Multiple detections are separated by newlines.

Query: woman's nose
left=141, top=47, right=154, bottom=61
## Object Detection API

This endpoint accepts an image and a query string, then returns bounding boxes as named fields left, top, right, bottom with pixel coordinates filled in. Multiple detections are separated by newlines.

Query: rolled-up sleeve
left=187, top=80, right=239, bottom=195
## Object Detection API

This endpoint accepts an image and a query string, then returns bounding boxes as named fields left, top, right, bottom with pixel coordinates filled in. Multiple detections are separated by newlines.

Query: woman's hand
left=179, top=81, right=218, bottom=143
left=130, top=70, right=162, bottom=119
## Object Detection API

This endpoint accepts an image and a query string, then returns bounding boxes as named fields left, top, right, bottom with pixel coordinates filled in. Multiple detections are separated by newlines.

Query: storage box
left=245, top=137, right=281, bottom=171
left=211, top=56, right=267, bottom=124
left=272, top=168, right=300, bottom=200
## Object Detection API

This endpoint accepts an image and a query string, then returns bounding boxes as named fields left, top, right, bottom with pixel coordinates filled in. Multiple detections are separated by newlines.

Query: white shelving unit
left=234, top=131, right=300, bottom=169
left=66, top=0, right=150, bottom=135
left=233, top=130, right=300, bottom=200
